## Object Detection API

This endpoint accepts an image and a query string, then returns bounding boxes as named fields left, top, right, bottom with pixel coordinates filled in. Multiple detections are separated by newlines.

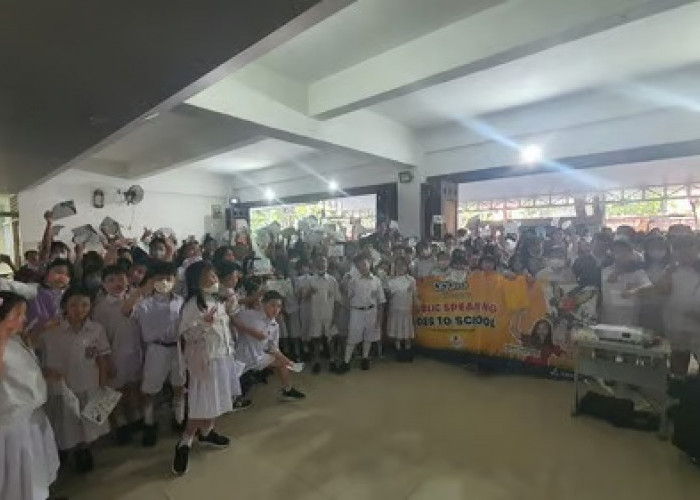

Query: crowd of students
left=1, top=209, right=700, bottom=499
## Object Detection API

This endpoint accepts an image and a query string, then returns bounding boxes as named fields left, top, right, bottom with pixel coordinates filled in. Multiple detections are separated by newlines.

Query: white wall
left=18, top=169, right=230, bottom=251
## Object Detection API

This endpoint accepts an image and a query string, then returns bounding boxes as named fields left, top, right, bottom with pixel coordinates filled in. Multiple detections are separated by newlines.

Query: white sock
left=179, top=434, right=194, bottom=447
left=173, top=395, right=185, bottom=424
left=344, top=344, right=355, bottom=363
left=202, top=424, right=214, bottom=436
left=395, top=340, right=401, bottom=350
left=362, top=340, right=372, bottom=359
left=143, top=401, right=154, bottom=425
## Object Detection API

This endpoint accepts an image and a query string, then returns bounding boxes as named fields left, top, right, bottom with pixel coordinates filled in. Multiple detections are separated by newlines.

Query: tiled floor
left=57, top=358, right=700, bottom=499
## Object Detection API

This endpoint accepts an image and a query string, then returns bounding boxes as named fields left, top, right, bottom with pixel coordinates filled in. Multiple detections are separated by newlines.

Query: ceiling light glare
left=328, top=180, right=339, bottom=191
left=264, top=188, right=275, bottom=201
left=520, top=144, right=543, bottom=165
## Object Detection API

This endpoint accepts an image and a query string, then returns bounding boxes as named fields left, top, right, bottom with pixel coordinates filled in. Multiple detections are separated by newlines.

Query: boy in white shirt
left=304, top=256, right=341, bottom=374
left=233, top=291, right=306, bottom=401
left=600, top=237, right=652, bottom=326
left=337, top=255, right=386, bottom=373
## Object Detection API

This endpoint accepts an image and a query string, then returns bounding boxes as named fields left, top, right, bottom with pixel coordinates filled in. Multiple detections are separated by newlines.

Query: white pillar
left=397, top=165, right=425, bottom=239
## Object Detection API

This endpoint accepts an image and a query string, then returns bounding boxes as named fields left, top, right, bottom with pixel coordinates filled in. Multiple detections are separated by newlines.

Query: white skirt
left=45, top=390, right=110, bottom=450
left=189, top=358, right=233, bottom=420
left=387, top=310, right=415, bottom=340
left=0, top=408, right=59, bottom=500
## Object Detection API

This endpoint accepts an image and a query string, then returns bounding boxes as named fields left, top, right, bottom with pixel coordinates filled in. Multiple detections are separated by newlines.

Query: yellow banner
left=416, top=273, right=598, bottom=369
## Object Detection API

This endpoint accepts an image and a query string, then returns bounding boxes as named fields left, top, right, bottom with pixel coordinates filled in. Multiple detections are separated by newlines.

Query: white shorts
left=308, top=315, right=337, bottom=339
left=348, top=308, right=379, bottom=344
left=286, top=312, right=303, bottom=339
left=111, top=351, right=142, bottom=389
left=141, top=343, right=185, bottom=395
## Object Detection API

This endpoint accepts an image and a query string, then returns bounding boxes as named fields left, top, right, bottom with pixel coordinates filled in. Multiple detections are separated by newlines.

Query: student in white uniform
left=412, top=242, right=436, bottom=279
left=430, top=251, right=451, bottom=279
left=337, top=255, right=386, bottom=373
left=386, top=257, right=419, bottom=362
left=172, top=261, right=234, bottom=476
left=304, top=256, right=341, bottom=374
left=132, top=261, right=185, bottom=447
left=535, top=246, right=577, bottom=287
left=654, top=235, right=700, bottom=376
left=216, top=262, right=250, bottom=411
left=41, top=286, right=111, bottom=474
left=288, top=259, right=311, bottom=361
left=600, top=237, right=652, bottom=326
left=233, top=290, right=306, bottom=401
left=0, top=291, right=60, bottom=500
left=91, top=265, right=143, bottom=445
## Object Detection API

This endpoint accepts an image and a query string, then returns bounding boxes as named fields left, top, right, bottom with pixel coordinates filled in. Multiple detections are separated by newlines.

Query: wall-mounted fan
left=120, top=185, right=144, bottom=205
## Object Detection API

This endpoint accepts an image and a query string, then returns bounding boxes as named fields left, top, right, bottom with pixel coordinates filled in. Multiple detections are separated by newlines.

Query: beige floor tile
left=57, top=358, right=700, bottom=500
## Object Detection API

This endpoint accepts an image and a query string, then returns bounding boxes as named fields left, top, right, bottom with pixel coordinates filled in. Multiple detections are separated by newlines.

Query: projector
left=590, top=324, right=651, bottom=345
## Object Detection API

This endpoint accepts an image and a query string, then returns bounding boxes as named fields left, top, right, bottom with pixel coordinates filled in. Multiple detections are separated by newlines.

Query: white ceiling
left=458, top=156, right=700, bottom=202
left=186, top=138, right=316, bottom=174
left=258, top=0, right=503, bottom=82
left=372, top=2, right=700, bottom=129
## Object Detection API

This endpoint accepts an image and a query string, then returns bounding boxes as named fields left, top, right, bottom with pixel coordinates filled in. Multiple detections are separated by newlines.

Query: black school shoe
left=280, top=387, right=306, bottom=401
left=198, top=429, right=231, bottom=449
left=312, top=362, right=321, bottom=374
left=74, top=448, right=94, bottom=474
left=329, top=360, right=339, bottom=373
left=361, top=358, right=370, bottom=371
left=142, top=424, right=158, bottom=447
left=172, top=443, right=191, bottom=476
left=335, top=362, right=350, bottom=375
left=232, top=396, right=253, bottom=412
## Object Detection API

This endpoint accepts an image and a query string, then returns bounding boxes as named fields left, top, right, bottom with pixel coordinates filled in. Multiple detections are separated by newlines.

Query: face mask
left=548, top=258, right=566, bottom=269
left=202, top=284, right=219, bottom=295
left=153, top=279, right=174, bottom=294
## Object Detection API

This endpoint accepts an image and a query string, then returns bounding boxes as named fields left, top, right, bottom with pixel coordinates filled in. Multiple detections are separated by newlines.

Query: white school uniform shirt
left=413, top=258, right=436, bottom=279
left=600, top=266, right=651, bottom=326
left=92, top=294, right=141, bottom=362
left=132, top=293, right=184, bottom=344
left=179, top=297, right=233, bottom=360
left=0, top=277, right=38, bottom=300
left=0, top=335, right=47, bottom=426
left=41, top=320, right=111, bottom=394
left=347, top=273, right=386, bottom=309
left=387, top=275, right=416, bottom=312
left=234, top=308, right=280, bottom=368
left=305, top=273, right=341, bottom=321
left=663, top=266, right=700, bottom=335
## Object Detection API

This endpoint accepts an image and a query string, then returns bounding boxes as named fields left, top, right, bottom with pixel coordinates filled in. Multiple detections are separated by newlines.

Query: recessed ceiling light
left=264, top=188, right=275, bottom=201
left=520, top=144, right=543, bottom=165
left=329, top=180, right=339, bottom=191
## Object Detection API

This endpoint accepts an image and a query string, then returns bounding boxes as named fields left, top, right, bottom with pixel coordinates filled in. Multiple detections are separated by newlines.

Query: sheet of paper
left=81, top=386, right=122, bottom=425
left=72, top=224, right=102, bottom=245
left=51, top=200, right=77, bottom=220
left=287, top=362, right=304, bottom=373
left=99, top=216, right=122, bottom=239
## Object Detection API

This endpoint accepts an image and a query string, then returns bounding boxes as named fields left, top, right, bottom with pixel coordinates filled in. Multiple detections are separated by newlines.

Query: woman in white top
left=173, top=261, right=234, bottom=476
left=0, top=291, right=60, bottom=500
left=386, top=257, right=419, bottom=362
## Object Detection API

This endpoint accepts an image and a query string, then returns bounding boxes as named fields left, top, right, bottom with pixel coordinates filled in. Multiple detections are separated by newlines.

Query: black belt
left=151, top=340, right=178, bottom=347
left=352, top=305, right=375, bottom=311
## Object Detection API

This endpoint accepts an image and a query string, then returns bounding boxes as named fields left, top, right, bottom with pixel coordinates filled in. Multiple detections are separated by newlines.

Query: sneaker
left=361, top=358, right=370, bottom=371
left=280, top=387, right=306, bottom=401
left=115, top=424, right=132, bottom=446
left=74, top=448, right=94, bottom=474
left=198, top=429, right=230, bottom=449
left=172, top=444, right=190, bottom=476
left=335, top=362, right=350, bottom=375
left=142, top=424, right=158, bottom=447
left=312, top=362, right=321, bottom=374
left=232, top=397, right=252, bottom=412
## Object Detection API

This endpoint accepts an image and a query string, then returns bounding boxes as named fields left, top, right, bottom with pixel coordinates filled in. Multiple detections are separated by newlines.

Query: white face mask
left=202, top=284, right=219, bottom=295
left=153, top=279, right=174, bottom=294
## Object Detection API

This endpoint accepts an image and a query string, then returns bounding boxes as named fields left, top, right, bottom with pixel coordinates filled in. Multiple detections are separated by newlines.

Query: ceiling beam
left=308, top=0, right=696, bottom=118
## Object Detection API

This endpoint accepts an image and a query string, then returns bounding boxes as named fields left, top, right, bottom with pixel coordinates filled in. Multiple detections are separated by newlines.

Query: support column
left=397, top=167, right=424, bottom=239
